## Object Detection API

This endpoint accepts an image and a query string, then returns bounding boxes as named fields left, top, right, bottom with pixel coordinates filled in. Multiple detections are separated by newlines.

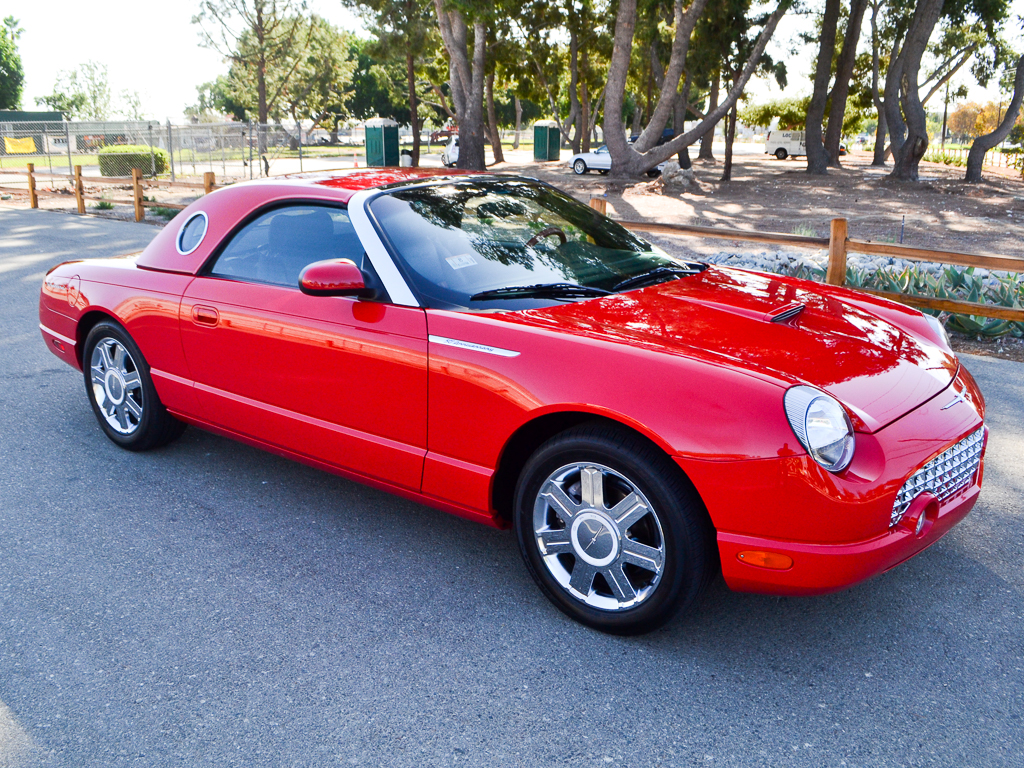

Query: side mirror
left=299, top=259, right=376, bottom=298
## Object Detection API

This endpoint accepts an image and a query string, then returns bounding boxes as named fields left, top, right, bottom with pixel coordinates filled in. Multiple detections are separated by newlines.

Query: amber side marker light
left=737, top=550, right=794, bottom=570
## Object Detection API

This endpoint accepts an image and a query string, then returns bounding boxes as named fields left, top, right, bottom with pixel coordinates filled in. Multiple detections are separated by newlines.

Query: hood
left=500, top=266, right=957, bottom=433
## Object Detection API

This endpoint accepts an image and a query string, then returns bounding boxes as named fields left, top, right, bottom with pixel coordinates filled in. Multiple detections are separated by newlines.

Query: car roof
left=132, top=168, right=514, bottom=275
left=274, top=167, right=478, bottom=203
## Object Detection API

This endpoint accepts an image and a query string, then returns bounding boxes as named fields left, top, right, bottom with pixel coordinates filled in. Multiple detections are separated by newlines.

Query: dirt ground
left=4, top=148, right=1023, bottom=359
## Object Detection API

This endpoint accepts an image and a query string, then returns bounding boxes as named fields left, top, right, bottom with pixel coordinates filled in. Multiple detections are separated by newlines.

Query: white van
left=765, top=130, right=805, bottom=159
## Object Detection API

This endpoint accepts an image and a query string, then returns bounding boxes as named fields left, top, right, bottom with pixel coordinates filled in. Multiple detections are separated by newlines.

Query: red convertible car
left=39, top=169, right=986, bottom=634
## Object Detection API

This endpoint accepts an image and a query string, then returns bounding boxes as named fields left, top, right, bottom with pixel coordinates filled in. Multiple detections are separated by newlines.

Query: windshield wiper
left=470, top=282, right=613, bottom=301
left=612, top=264, right=705, bottom=292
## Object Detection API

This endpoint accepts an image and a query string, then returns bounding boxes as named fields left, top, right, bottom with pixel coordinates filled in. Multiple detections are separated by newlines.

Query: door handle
left=191, top=305, right=219, bottom=327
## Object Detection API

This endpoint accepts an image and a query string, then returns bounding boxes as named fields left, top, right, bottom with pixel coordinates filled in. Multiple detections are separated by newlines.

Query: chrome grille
left=891, top=427, right=985, bottom=527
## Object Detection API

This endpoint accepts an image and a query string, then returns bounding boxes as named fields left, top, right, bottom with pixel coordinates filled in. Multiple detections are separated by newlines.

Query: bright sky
left=13, top=0, right=362, bottom=121
left=10, top=1, right=1024, bottom=122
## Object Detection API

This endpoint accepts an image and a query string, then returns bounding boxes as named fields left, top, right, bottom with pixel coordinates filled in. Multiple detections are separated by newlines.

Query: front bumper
left=675, top=366, right=986, bottom=596
left=716, top=478, right=980, bottom=596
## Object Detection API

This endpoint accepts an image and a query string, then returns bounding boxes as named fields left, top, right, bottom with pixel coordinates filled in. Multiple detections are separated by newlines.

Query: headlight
left=784, top=385, right=855, bottom=472
left=924, top=313, right=950, bottom=350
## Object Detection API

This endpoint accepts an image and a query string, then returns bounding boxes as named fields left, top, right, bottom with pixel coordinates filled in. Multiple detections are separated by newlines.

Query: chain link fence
left=0, top=120, right=315, bottom=186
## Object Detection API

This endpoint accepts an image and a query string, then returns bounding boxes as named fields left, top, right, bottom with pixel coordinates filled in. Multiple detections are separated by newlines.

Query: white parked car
left=569, top=145, right=664, bottom=177
left=442, top=136, right=459, bottom=167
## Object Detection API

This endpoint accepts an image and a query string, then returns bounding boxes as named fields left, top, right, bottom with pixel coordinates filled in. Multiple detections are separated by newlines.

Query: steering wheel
left=525, top=226, right=568, bottom=247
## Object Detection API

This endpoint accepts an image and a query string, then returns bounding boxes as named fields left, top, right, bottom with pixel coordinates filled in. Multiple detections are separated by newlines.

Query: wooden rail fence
left=7, top=165, right=220, bottom=222
left=6, top=169, right=1022, bottom=323
left=589, top=197, right=1024, bottom=323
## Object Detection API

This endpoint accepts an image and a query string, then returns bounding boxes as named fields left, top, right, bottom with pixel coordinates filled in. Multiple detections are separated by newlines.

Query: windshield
left=369, top=177, right=700, bottom=310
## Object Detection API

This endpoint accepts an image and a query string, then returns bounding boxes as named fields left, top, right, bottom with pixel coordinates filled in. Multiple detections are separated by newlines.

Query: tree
left=883, top=0, right=1011, bottom=180
left=351, top=0, right=436, bottom=165
left=193, top=0, right=313, bottom=128
left=966, top=55, right=1024, bottom=181
left=739, top=97, right=808, bottom=130
left=35, top=61, right=111, bottom=120
left=0, top=16, right=24, bottom=110
left=824, top=0, right=868, bottom=166
left=948, top=101, right=981, bottom=141
left=603, top=0, right=790, bottom=177
left=276, top=17, right=357, bottom=131
left=118, top=90, right=147, bottom=121
left=433, top=0, right=487, bottom=169
left=805, top=0, right=841, bottom=175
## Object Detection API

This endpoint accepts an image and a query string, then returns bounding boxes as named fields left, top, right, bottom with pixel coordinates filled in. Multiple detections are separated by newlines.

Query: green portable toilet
left=533, top=120, right=561, bottom=161
left=365, top=118, right=400, bottom=167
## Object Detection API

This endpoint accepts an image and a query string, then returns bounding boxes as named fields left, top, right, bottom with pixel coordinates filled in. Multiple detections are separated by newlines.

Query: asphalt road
left=1, top=208, right=1022, bottom=768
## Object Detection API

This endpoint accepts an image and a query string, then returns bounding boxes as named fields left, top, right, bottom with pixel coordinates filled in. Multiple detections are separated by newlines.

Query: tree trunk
left=872, top=110, right=888, bottom=165
left=806, top=0, right=841, bottom=175
left=698, top=72, right=720, bottom=160
left=581, top=80, right=591, bottom=152
left=966, top=56, right=1024, bottom=182
left=824, top=0, right=867, bottom=167
left=407, top=52, right=420, bottom=167
left=603, top=0, right=785, bottom=177
left=890, top=0, right=944, bottom=181
left=513, top=95, right=522, bottom=149
left=486, top=72, right=504, bottom=164
left=434, top=2, right=487, bottom=170
left=675, top=74, right=692, bottom=169
left=721, top=100, right=738, bottom=181
left=569, top=29, right=583, bottom=154
left=869, top=0, right=887, bottom=166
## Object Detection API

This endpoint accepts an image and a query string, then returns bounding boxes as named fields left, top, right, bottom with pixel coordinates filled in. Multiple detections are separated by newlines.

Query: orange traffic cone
left=353, top=152, right=358, bottom=168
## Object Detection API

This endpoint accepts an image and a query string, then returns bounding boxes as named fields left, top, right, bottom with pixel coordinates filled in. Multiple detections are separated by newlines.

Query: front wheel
left=514, top=423, right=715, bottom=634
left=774, top=148, right=788, bottom=160
left=83, top=321, right=186, bottom=451
left=573, top=159, right=588, bottom=174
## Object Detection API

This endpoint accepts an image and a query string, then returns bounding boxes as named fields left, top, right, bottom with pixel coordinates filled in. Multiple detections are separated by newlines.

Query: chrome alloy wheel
left=532, top=463, right=666, bottom=611
left=90, top=338, right=144, bottom=435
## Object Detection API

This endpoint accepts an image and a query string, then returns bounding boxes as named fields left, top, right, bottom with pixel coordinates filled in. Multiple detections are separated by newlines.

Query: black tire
left=514, top=423, right=716, bottom=635
left=573, top=159, right=588, bottom=175
left=598, top=169, right=609, bottom=175
left=774, top=148, right=788, bottom=160
left=647, top=169, right=661, bottom=178
left=83, top=320, right=186, bottom=451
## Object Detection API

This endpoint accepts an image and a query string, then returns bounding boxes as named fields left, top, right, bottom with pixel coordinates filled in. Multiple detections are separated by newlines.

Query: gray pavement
left=1, top=207, right=1022, bottom=768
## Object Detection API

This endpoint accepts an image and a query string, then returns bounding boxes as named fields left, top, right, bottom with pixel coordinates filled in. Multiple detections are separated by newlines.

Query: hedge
left=98, top=145, right=170, bottom=176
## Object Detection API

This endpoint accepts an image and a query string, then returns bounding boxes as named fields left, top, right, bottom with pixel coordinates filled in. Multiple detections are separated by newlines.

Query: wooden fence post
left=74, top=165, right=85, bottom=214
left=826, top=217, right=848, bottom=286
left=589, top=196, right=607, bottom=215
left=203, top=171, right=215, bottom=194
left=132, top=168, right=144, bottom=222
left=27, top=163, right=38, bottom=208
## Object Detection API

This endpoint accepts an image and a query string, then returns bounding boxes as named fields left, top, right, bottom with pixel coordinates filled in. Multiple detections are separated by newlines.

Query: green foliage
left=740, top=97, right=808, bottom=130
left=783, top=259, right=1024, bottom=337
left=34, top=61, right=111, bottom=120
left=98, top=145, right=170, bottom=177
left=93, top=200, right=114, bottom=210
left=923, top=148, right=967, bottom=166
left=0, top=16, right=24, bottom=110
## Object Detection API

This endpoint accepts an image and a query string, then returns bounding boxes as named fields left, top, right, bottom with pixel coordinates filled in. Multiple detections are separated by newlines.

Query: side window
left=209, top=205, right=363, bottom=288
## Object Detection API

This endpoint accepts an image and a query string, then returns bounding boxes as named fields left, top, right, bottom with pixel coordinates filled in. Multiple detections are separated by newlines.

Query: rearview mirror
left=299, top=259, right=376, bottom=298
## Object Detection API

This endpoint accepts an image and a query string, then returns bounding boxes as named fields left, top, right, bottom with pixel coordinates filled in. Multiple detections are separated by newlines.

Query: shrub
left=98, top=145, right=169, bottom=177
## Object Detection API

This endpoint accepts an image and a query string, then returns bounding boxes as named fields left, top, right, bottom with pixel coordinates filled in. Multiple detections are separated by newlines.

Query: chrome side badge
left=940, top=392, right=966, bottom=410
left=428, top=335, right=520, bottom=358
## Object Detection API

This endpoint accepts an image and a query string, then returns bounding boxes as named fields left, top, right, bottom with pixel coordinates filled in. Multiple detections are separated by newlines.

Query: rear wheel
left=83, top=321, right=186, bottom=451
left=774, top=148, right=788, bottom=160
left=573, top=159, right=588, bottom=175
left=514, top=423, right=715, bottom=634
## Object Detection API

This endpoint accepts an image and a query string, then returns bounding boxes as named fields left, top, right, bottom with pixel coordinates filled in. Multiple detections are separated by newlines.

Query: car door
left=593, top=147, right=611, bottom=170
left=179, top=203, right=428, bottom=491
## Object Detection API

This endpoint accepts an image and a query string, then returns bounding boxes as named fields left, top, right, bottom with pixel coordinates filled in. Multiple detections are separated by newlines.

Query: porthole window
left=177, top=211, right=209, bottom=255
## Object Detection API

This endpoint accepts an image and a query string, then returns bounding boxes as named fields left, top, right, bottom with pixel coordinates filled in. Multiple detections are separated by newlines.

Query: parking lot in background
left=1, top=207, right=1022, bottom=767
